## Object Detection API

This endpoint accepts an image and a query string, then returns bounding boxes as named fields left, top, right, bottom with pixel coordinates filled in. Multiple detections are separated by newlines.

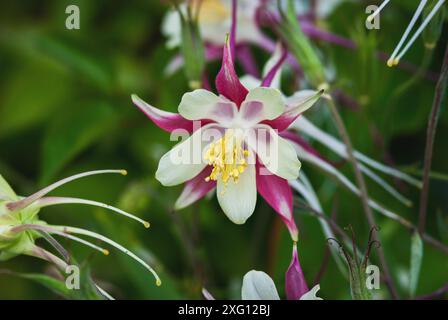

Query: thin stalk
left=296, top=199, right=448, bottom=256
left=6, top=169, right=127, bottom=212
left=26, top=245, right=115, bottom=300
left=414, top=282, right=448, bottom=300
left=26, top=245, right=68, bottom=270
left=418, top=43, right=448, bottom=234
left=326, top=96, right=399, bottom=299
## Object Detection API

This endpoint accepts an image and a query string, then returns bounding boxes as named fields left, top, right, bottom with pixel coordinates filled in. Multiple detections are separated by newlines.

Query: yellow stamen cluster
left=204, top=129, right=249, bottom=191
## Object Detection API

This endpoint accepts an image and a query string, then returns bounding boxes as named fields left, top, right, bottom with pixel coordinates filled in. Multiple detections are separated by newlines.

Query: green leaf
left=0, top=261, right=108, bottom=300
left=35, top=36, right=113, bottom=92
left=40, top=101, right=118, bottom=184
left=0, top=65, right=70, bottom=138
left=409, top=231, right=424, bottom=297
left=0, top=270, right=74, bottom=299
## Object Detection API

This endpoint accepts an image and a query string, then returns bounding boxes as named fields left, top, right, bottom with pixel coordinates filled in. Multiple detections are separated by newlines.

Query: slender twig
left=326, top=96, right=399, bottom=299
left=418, top=43, right=448, bottom=234
left=313, top=199, right=339, bottom=285
left=169, top=209, right=204, bottom=285
left=414, top=282, right=448, bottom=300
left=294, top=200, right=351, bottom=244
left=296, top=199, right=448, bottom=256
left=267, top=216, right=283, bottom=275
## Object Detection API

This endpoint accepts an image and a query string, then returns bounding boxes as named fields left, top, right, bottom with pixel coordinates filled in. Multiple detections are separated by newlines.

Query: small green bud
left=276, top=0, right=327, bottom=88
left=328, top=225, right=382, bottom=300
left=0, top=176, right=44, bottom=261
left=177, top=3, right=206, bottom=89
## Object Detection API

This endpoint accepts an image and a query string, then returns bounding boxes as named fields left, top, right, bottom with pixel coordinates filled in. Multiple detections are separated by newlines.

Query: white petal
left=242, top=270, right=281, bottom=300
left=161, top=9, right=182, bottom=49
left=261, top=42, right=284, bottom=90
left=217, top=164, right=256, bottom=224
left=249, top=126, right=301, bottom=180
left=241, top=87, right=285, bottom=123
left=239, top=75, right=261, bottom=91
left=178, top=89, right=237, bottom=124
left=156, top=125, right=222, bottom=186
left=285, top=90, right=323, bottom=115
left=300, top=284, right=323, bottom=300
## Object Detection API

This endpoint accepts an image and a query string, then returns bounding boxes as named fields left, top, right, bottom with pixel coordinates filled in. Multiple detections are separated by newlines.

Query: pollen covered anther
left=204, top=129, right=249, bottom=193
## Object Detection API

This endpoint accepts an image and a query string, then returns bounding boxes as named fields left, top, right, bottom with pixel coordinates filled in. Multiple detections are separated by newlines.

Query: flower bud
left=276, top=0, right=327, bottom=88
left=285, top=242, right=309, bottom=300
left=0, top=176, right=44, bottom=261
left=177, top=3, right=206, bottom=89
left=328, top=225, right=381, bottom=300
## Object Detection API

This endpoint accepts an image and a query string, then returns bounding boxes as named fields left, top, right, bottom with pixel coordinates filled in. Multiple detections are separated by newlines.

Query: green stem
left=418, top=42, right=448, bottom=234
left=326, top=96, right=399, bottom=300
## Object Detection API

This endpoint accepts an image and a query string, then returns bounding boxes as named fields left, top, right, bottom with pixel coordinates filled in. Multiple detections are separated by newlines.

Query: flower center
left=204, top=129, right=249, bottom=187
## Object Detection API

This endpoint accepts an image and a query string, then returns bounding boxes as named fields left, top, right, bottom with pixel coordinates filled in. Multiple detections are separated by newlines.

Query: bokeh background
left=0, top=0, right=447, bottom=299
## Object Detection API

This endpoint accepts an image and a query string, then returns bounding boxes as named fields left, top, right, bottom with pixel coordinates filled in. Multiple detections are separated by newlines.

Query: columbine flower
left=133, top=16, right=323, bottom=241
left=367, top=0, right=446, bottom=66
left=204, top=243, right=322, bottom=300
left=0, top=170, right=161, bottom=290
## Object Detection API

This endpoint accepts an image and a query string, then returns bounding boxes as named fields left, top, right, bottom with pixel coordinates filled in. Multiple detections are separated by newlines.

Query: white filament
left=395, top=0, right=446, bottom=63
left=367, top=0, right=391, bottom=22
left=7, top=170, right=127, bottom=212
left=51, top=225, right=161, bottom=286
left=33, top=196, right=150, bottom=228
left=388, top=0, right=428, bottom=66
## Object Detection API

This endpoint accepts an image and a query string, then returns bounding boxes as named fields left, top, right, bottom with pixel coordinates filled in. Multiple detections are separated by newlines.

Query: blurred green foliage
left=0, top=0, right=447, bottom=299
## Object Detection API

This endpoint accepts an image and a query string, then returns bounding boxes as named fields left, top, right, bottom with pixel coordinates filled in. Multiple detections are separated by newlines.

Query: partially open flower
left=241, top=242, right=322, bottom=300
left=0, top=170, right=161, bottom=289
left=203, top=242, right=322, bottom=300
left=241, top=270, right=322, bottom=300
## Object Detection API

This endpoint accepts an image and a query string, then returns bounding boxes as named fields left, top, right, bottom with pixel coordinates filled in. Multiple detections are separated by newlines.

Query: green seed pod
left=276, top=0, right=327, bottom=88
left=178, top=4, right=206, bottom=89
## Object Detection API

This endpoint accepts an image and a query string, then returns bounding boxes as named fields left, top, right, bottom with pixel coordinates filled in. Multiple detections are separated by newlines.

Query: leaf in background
left=0, top=269, right=74, bottom=299
left=409, top=231, right=423, bottom=297
left=76, top=262, right=109, bottom=300
left=0, top=65, right=70, bottom=138
left=0, top=29, right=113, bottom=93
left=40, top=101, right=118, bottom=184
left=0, top=262, right=108, bottom=300
left=35, top=36, right=113, bottom=93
